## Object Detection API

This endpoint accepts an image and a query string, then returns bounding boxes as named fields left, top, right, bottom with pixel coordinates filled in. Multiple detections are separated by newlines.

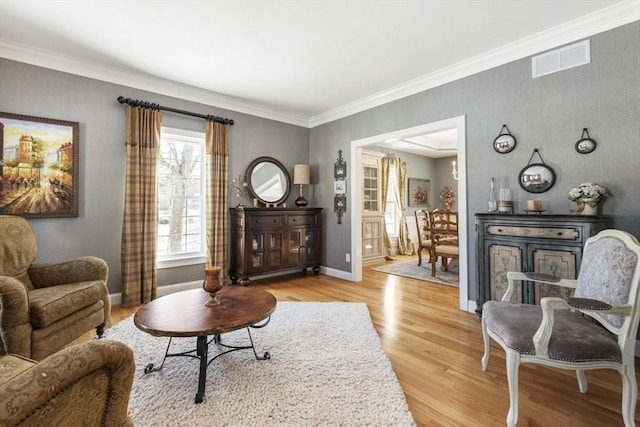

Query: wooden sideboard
left=475, top=213, right=609, bottom=316
left=229, top=207, right=322, bottom=285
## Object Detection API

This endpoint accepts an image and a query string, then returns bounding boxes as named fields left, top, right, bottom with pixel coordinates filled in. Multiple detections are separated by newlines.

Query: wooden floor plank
left=108, top=256, right=640, bottom=426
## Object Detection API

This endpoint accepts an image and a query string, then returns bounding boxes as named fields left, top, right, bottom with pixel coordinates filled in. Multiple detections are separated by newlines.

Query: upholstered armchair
left=0, top=339, right=134, bottom=426
left=0, top=215, right=111, bottom=360
left=481, top=229, right=640, bottom=427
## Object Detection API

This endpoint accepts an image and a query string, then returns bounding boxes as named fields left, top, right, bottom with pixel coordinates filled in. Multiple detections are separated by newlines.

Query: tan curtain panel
left=396, top=159, right=414, bottom=255
left=205, top=121, right=230, bottom=281
left=379, top=156, right=393, bottom=259
left=121, top=106, right=162, bottom=307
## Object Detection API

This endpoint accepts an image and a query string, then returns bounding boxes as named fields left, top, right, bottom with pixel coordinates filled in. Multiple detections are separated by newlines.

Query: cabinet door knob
left=256, top=219, right=261, bottom=223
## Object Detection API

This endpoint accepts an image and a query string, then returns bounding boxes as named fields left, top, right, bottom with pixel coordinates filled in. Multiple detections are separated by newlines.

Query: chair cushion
left=0, top=354, right=35, bottom=384
left=483, top=300, right=622, bottom=363
left=419, top=240, right=433, bottom=247
left=435, top=246, right=458, bottom=256
left=28, top=282, right=106, bottom=329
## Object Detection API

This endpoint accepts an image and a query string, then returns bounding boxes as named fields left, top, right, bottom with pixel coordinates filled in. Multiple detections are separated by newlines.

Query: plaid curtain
left=204, top=120, right=230, bottom=282
left=120, top=106, right=162, bottom=307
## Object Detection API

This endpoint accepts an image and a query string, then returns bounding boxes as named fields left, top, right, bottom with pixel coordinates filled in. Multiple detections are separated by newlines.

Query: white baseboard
left=321, top=266, right=354, bottom=281
left=108, top=280, right=201, bottom=306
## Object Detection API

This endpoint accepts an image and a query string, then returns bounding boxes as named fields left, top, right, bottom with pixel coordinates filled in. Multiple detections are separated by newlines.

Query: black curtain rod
left=117, top=96, right=234, bottom=125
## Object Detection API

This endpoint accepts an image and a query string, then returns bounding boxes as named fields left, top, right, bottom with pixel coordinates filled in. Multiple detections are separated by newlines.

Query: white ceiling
left=0, top=0, right=637, bottom=138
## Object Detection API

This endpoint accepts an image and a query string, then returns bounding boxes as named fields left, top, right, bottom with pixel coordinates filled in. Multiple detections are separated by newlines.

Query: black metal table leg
left=195, top=336, right=208, bottom=403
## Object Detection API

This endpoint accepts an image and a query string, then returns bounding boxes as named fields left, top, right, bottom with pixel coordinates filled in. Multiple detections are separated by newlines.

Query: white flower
left=568, top=182, right=607, bottom=202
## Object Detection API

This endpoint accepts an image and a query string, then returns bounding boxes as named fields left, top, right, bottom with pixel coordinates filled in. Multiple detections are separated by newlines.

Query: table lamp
left=294, top=164, right=310, bottom=207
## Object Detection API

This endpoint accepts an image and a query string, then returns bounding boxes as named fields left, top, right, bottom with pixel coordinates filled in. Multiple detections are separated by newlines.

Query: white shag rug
left=105, top=301, right=415, bottom=426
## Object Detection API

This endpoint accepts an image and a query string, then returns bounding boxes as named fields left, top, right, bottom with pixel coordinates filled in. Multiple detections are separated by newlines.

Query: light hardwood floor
left=109, top=256, right=640, bottom=427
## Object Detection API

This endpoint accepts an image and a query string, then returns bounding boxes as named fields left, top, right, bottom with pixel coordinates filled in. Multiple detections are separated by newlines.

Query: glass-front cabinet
left=361, top=150, right=385, bottom=261
left=288, top=228, right=318, bottom=266
left=362, top=217, right=383, bottom=259
left=363, top=164, right=379, bottom=214
left=230, top=207, right=322, bottom=285
left=250, top=231, right=284, bottom=271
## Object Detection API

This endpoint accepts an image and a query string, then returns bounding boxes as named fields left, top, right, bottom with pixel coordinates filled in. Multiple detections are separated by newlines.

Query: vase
left=577, top=198, right=598, bottom=216
left=202, top=266, right=223, bottom=307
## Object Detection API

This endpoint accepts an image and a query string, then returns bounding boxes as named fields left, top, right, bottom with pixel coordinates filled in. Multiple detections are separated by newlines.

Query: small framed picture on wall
left=408, top=178, right=430, bottom=207
left=334, top=180, right=346, bottom=194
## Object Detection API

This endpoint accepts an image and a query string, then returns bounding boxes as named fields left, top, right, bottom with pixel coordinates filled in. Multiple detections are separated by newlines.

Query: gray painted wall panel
left=0, top=59, right=308, bottom=293
left=1, top=21, right=638, bottom=304
left=311, top=21, right=640, bottom=301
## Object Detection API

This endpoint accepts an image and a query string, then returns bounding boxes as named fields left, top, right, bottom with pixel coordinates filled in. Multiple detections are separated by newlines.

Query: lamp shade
left=293, top=164, right=310, bottom=185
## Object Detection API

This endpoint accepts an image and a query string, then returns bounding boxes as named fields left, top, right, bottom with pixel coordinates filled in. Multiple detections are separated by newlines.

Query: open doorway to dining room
left=349, top=115, right=471, bottom=313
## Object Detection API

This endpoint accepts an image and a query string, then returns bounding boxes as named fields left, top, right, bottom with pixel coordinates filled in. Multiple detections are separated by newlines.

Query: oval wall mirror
left=245, top=156, right=291, bottom=205
left=518, top=163, right=556, bottom=193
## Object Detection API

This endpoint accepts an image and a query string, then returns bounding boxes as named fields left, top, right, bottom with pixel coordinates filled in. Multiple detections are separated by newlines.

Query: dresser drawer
left=249, top=215, right=285, bottom=228
left=288, top=214, right=318, bottom=227
left=486, top=225, right=579, bottom=240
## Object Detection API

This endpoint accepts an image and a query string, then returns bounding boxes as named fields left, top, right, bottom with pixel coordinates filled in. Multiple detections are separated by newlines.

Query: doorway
left=349, top=116, right=470, bottom=312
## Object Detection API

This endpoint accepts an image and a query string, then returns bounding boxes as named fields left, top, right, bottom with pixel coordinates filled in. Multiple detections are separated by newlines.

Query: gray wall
left=311, top=22, right=640, bottom=301
left=0, top=58, right=309, bottom=294
left=1, top=21, right=638, bottom=303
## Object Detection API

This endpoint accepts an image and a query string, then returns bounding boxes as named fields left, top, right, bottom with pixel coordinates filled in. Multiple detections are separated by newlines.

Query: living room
left=1, top=1, right=639, bottom=426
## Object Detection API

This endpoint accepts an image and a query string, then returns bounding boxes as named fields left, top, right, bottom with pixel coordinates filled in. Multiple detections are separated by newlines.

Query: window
left=157, top=127, right=206, bottom=267
left=384, top=166, right=399, bottom=237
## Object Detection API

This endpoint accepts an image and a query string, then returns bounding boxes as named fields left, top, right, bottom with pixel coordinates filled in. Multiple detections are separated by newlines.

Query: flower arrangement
left=412, top=186, right=426, bottom=205
left=440, top=185, right=455, bottom=210
left=568, top=182, right=607, bottom=207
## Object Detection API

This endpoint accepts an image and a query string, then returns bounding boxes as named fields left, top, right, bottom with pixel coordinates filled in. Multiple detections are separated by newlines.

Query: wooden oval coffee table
left=134, top=286, right=277, bottom=403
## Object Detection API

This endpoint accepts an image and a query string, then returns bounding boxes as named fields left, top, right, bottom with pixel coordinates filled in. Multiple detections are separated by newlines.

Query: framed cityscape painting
left=0, top=112, right=79, bottom=218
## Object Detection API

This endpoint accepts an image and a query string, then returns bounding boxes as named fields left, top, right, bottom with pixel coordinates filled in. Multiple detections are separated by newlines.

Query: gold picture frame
left=0, top=112, right=79, bottom=218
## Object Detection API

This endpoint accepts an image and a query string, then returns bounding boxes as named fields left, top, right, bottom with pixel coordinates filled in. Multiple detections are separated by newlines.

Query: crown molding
left=0, top=2, right=637, bottom=129
left=309, top=1, right=640, bottom=128
left=0, top=39, right=310, bottom=127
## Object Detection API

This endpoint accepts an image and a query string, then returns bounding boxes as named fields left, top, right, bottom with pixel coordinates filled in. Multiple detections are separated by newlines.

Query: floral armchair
left=481, top=229, right=640, bottom=427
left=0, top=339, right=134, bottom=426
left=0, top=215, right=111, bottom=360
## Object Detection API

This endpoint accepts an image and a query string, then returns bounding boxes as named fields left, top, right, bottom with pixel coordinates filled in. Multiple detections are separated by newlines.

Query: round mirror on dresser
left=245, top=156, right=291, bottom=206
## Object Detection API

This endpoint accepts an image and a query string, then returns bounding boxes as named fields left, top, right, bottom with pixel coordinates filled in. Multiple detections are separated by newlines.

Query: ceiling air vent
left=532, top=40, right=590, bottom=78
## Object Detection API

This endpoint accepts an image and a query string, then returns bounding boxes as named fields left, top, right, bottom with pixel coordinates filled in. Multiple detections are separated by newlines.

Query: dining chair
left=429, top=209, right=459, bottom=276
left=414, top=209, right=433, bottom=266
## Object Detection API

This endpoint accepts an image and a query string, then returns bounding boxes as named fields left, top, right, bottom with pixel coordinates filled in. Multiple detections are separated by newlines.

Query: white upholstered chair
left=481, top=229, right=640, bottom=427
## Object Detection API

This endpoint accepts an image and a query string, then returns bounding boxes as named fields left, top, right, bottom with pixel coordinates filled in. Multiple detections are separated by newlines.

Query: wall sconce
left=451, top=160, right=458, bottom=181
left=293, top=164, right=310, bottom=207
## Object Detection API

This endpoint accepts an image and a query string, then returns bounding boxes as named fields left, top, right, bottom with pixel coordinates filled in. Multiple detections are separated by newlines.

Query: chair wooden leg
left=620, top=365, right=637, bottom=427
left=417, top=248, right=423, bottom=266
left=505, top=350, right=520, bottom=427
left=431, top=255, right=437, bottom=276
